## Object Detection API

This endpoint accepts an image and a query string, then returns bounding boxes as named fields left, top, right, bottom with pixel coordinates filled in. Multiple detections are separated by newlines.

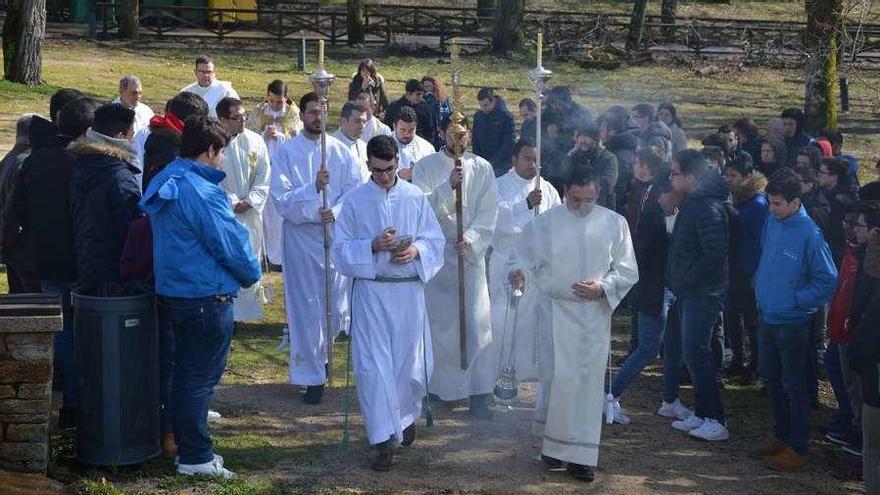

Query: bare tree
left=2, top=0, right=46, bottom=85
left=492, top=0, right=525, bottom=54
left=347, top=0, right=366, bottom=45
left=804, top=0, right=843, bottom=131
left=626, top=0, right=650, bottom=53
left=660, top=0, right=677, bottom=41
left=116, top=0, right=139, bottom=39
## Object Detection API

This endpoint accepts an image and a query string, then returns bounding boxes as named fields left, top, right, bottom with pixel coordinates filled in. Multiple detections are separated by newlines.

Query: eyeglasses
left=370, top=166, right=397, bottom=176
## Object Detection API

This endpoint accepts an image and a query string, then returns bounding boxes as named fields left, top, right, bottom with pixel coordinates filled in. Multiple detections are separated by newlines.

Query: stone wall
left=0, top=315, right=61, bottom=473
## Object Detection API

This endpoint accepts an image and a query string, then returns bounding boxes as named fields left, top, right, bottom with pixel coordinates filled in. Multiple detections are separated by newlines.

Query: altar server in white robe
left=393, top=107, right=435, bottom=181
left=510, top=166, right=638, bottom=483
left=412, top=120, right=498, bottom=419
left=333, top=135, right=445, bottom=471
left=249, top=80, right=303, bottom=266
left=331, top=101, right=370, bottom=179
left=180, top=54, right=239, bottom=119
left=356, top=90, right=393, bottom=142
left=490, top=139, right=560, bottom=388
left=217, top=97, right=271, bottom=322
left=270, top=92, right=365, bottom=404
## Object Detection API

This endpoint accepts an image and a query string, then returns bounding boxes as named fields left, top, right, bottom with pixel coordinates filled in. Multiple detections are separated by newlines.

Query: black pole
left=839, top=76, right=850, bottom=112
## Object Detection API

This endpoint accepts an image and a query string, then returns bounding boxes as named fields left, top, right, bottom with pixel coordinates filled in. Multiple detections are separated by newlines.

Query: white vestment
left=131, top=127, right=151, bottom=181
left=250, top=103, right=302, bottom=266
left=363, top=116, right=392, bottom=142
left=220, top=129, right=271, bottom=322
left=180, top=80, right=239, bottom=118
left=113, top=98, right=155, bottom=135
left=513, top=204, right=638, bottom=467
left=413, top=150, right=498, bottom=400
left=333, top=178, right=445, bottom=445
left=489, top=170, right=561, bottom=383
left=332, top=130, right=370, bottom=180
left=270, top=132, right=365, bottom=386
left=396, top=133, right=436, bottom=170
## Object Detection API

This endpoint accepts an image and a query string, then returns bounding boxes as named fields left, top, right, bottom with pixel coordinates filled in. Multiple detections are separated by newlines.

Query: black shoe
left=335, top=332, right=350, bottom=342
left=567, top=463, right=595, bottom=482
left=303, top=385, right=325, bottom=405
left=401, top=423, right=416, bottom=447
left=541, top=454, right=564, bottom=470
left=371, top=438, right=394, bottom=471
left=58, top=406, right=76, bottom=429
left=468, top=394, right=494, bottom=420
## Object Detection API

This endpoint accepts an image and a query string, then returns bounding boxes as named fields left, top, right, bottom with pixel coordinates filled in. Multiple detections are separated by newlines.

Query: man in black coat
left=600, top=113, right=640, bottom=213
left=472, top=88, right=516, bottom=177
left=562, top=125, right=619, bottom=209
left=69, top=103, right=142, bottom=294
left=383, top=79, right=435, bottom=146
left=666, top=149, right=730, bottom=441
left=781, top=108, right=813, bottom=168
left=0, top=114, right=38, bottom=293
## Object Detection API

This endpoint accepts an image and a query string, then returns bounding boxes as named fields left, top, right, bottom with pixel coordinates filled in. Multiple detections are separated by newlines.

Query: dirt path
left=204, top=349, right=864, bottom=494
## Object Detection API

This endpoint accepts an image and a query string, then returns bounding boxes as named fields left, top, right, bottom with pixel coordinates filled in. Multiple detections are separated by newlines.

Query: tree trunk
left=803, top=0, right=842, bottom=132
left=2, top=0, right=46, bottom=85
left=626, top=0, right=650, bottom=53
left=660, top=0, right=677, bottom=41
left=477, top=0, right=497, bottom=20
left=347, top=0, right=365, bottom=45
left=116, top=0, right=139, bottom=39
left=492, top=0, right=525, bottom=54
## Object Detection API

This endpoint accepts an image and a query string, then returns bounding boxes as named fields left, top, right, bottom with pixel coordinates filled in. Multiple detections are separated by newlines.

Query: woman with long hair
left=421, top=75, right=452, bottom=149
left=657, top=102, right=688, bottom=154
left=348, top=58, right=389, bottom=117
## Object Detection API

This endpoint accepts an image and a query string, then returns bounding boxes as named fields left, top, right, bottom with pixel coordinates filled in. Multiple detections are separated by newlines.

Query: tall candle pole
left=528, top=32, right=553, bottom=219
left=309, top=39, right=336, bottom=385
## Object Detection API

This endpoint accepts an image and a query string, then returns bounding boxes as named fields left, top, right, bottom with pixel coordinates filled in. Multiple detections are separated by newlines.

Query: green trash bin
left=73, top=290, right=160, bottom=466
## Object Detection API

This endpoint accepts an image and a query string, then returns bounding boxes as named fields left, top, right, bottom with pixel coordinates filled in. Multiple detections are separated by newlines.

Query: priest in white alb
left=217, top=97, right=271, bottom=322
left=270, top=92, right=365, bottom=405
left=180, top=54, right=239, bottom=119
left=490, top=139, right=560, bottom=396
left=413, top=118, right=498, bottom=419
left=114, top=75, right=154, bottom=134
left=331, top=102, right=370, bottom=179
left=510, top=166, right=638, bottom=483
left=333, top=135, right=445, bottom=472
left=393, top=107, right=435, bottom=181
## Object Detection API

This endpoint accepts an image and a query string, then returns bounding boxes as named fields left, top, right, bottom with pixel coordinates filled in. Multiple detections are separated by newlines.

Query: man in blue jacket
left=751, top=168, right=837, bottom=472
left=141, top=116, right=260, bottom=479
left=666, top=149, right=730, bottom=442
left=472, top=88, right=516, bottom=177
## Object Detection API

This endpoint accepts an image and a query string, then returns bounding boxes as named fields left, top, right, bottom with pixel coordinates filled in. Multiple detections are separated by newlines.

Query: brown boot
left=161, top=433, right=178, bottom=460
left=748, top=438, right=787, bottom=460
left=763, top=447, right=807, bottom=472
left=371, top=439, right=394, bottom=472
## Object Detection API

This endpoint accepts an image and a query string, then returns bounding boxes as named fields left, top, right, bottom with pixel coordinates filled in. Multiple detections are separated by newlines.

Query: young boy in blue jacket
left=141, top=116, right=260, bottom=479
left=751, top=168, right=838, bottom=471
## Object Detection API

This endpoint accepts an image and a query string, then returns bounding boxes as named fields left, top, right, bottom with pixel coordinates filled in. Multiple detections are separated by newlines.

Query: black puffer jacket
left=70, top=130, right=142, bottom=291
left=849, top=241, right=880, bottom=407
left=633, top=185, right=669, bottom=316
left=0, top=143, right=31, bottom=265
left=667, top=171, right=730, bottom=298
left=16, top=117, right=78, bottom=282
left=818, top=182, right=859, bottom=267
left=606, top=131, right=639, bottom=213
left=472, top=97, right=516, bottom=177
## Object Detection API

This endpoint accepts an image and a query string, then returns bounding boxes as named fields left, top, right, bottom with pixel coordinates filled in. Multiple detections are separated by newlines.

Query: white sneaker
left=207, top=410, right=222, bottom=422
left=610, top=400, right=630, bottom=425
left=657, top=399, right=692, bottom=421
left=688, top=418, right=730, bottom=441
left=177, top=457, right=234, bottom=479
left=672, top=414, right=704, bottom=432
left=175, top=453, right=224, bottom=467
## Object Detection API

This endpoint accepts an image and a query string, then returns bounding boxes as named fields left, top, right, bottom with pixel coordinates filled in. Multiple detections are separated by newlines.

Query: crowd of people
left=0, top=54, right=878, bottom=491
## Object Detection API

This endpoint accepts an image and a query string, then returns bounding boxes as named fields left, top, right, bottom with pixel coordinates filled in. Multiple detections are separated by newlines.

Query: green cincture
left=373, top=275, right=420, bottom=283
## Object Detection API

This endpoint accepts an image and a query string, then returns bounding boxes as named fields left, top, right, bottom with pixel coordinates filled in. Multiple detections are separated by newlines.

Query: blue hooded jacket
left=755, top=205, right=838, bottom=325
left=140, top=157, right=260, bottom=298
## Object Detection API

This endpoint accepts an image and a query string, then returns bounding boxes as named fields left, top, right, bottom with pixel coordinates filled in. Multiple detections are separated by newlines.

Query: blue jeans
left=41, top=280, right=77, bottom=409
left=662, top=298, right=683, bottom=404
left=612, top=290, right=673, bottom=398
left=165, top=295, right=234, bottom=465
left=679, top=295, right=726, bottom=422
left=758, top=320, right=811, bottom=455
left=825, top=342, right=853, bottom=427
